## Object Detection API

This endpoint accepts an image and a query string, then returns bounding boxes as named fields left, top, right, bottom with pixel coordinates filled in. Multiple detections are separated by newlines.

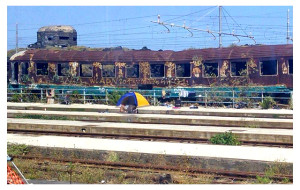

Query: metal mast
left=219, top=6, right=222, bottom=48
left=16, top=23, right=18, bottom=53
left=287, top=9, right=289, bottom=44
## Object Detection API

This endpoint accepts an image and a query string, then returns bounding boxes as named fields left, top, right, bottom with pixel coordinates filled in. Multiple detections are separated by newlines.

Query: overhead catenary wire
left=151, top=15, right=256, bottom=45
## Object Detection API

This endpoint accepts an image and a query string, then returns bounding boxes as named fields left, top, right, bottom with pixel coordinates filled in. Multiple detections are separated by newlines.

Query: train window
left=80, top=63, right=93, bottom=77
left=288, top=59, right=293, bottom=75
left=150, top=63, right=164, bottom=78
left=231, top=61, right=247, bottom=76
left=126, top=64, right=139, bottom=78
left=203, top=62, right=218, bottom=77
left=21, top=62, right=29, bottom=75
left=36, top=63, right=48, bottom=75
left=58, top=63, right=70, bottom=76
left=260, top=60, right=277, bottom=76
left=102, top=64, right=116, bottom=77
left=176, top=63, right=191, bottom=78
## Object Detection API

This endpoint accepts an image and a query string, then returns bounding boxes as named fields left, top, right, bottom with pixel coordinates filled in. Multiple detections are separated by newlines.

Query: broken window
left=102, top=64, right=116, bottom=77
left=36, top=63, right=48, bottom=75
left=58, top=63, right=70, bottom=76
left=59, top=36, right=69, bottom=40
left=203, top=62, right=218, bottom=77
left=126, top=64, right=139, bottom=78
left=150, top=63, right=164, bottom=78
left=21, top=62, right=29, bottom=75
left=260, top=60, right=277, bottom=76
left=80, top=63, right=93, bottom=77
left=176, top=63, right=191, bottom=78
left=231, top=61, right=247, bottom=76
left=288, top=59, right=293, bottom=74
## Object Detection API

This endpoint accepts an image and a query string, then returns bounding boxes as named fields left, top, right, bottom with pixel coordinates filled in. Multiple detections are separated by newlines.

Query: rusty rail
left=13, top=155, right=293, bottom=183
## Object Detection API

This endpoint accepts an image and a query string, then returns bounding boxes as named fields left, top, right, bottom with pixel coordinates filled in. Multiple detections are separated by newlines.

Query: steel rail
left=7, top=129, right=293, bottom=148
left=12, top=155, right=293, bottom=183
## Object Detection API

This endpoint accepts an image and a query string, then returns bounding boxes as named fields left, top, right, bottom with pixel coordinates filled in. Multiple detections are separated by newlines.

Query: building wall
left=36, top=31, right=77, bottom=48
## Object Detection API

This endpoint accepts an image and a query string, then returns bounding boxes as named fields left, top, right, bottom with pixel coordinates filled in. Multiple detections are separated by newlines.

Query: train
left=8, top=44, right=292, bottom=91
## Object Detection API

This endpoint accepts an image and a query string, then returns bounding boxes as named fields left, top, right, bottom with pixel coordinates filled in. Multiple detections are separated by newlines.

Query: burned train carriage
left=9, top=44, right=293, bottom=89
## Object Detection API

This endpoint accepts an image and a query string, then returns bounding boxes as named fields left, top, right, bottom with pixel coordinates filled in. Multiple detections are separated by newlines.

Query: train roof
left=10, top=44, right=293, bottom=63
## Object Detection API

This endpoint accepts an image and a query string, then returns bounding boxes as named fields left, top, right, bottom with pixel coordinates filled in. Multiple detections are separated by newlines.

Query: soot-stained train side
left=8, top=44, right=293, bottom=90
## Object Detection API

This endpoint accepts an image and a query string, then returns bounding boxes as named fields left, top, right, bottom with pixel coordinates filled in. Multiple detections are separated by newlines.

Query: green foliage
left=106, top=152, right=120, bottom=162
left=9, top=89, right=40, bottom=103
left=107, top=91, right=125, bottom=105
left=256, top=161, right=291, bottom=184
left=69, top=90, right=83, bottom=103
left=260, top=96, right=276, bottom=109
left=209, top=132, right=241, bottom=145
left=7, top=144, right=29, bottom=156
left=11, top=93, right=22, bottom=102
left=256, top=175, right=272, bottom=184
left=20, top=75, right=31, bottom=83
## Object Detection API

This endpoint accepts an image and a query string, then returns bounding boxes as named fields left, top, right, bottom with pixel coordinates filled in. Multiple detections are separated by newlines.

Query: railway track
left=12, top=155, right=293, bottom=184
left=7, top=129, right=293, bottom=148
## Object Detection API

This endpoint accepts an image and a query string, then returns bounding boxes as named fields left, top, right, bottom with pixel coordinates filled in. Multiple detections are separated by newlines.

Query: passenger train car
left=8, top=44, right=293, bottom=90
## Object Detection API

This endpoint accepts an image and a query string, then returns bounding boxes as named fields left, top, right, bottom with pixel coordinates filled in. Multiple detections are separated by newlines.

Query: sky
left=7, top=6, right=293, bottom=51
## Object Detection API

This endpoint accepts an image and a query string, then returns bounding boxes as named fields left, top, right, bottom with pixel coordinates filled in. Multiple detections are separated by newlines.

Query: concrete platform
left=7, top=118, right=293, bottom=145
left=7, top=102, right=293, bottom=119
left=7, top=109, right=293, bottom=129
left=7, top=134, right=293, bottom=174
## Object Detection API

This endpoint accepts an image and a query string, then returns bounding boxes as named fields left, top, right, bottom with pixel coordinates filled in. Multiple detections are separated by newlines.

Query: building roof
left=38, top=25, right=76, bottom=33
left=10, top=44, right=293, bottom=62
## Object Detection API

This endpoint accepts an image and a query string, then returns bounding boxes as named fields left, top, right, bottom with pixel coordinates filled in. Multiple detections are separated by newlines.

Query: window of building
left=59, top=36, right=69, bottom=40
left=73, top=37, right=77, bottom=41
left=176, top=63, right=191, bottom=78
left=231, top=61, right=247, bottom=76
left=102, top=64, right=115, bottom=77
left=58, top=63, right=70, bottom=76
left=21, top=62, right=29, bottom=75
left=150, top=63, right=164, bottom=78
left=36, top=63, right=48, bottom=75
left=288, top=59, right=293, bottom=75
left=203, top=62, right=218, bottom=77
left=80, top=63, right=93, bottom=77
left=260, top=60, right=277, bottom=76
left=126, top=64, right=139, bottom=78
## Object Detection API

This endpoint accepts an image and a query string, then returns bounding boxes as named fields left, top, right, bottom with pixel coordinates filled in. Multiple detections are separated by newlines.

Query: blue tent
left=116, top=92, right=149, bottom=107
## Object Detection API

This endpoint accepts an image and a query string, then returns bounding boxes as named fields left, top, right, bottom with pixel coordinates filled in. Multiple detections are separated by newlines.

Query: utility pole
left=16, top=22, right=18, bottom=53
left=219, top=6, right=222, bottom=48
left=287, top=9, right=289, bottom=44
